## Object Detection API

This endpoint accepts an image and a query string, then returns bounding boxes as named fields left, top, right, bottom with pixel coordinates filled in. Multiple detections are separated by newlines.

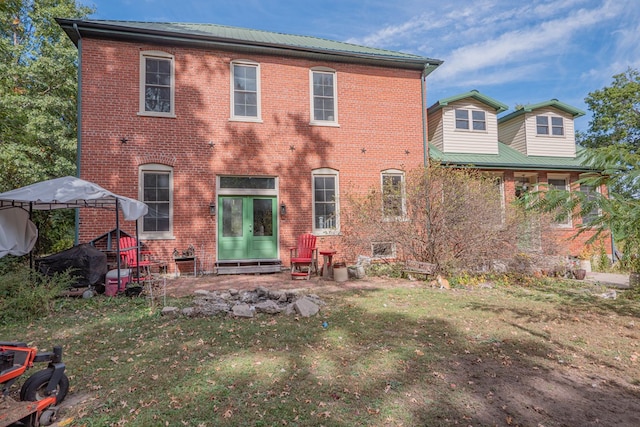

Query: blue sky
left=80, top=0, right=640, bottom=131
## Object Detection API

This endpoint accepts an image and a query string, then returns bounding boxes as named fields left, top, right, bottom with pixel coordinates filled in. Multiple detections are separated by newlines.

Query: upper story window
left=536, top=115, right=564, bottom=136
left=455, top=109, right=486, bottom=131
left=231, top=60, right=261, bottom=121
left=312, top=168, right=339, bottom=234
left=310, top=68, right=338, bottom=126
left=139, top=51, right=175, bottom=117
left=381, top=170, right=406, bottom=219
left=139, top=164, right=173, bottom=239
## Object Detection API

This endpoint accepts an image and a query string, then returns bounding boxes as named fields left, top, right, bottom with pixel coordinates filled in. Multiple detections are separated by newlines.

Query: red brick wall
left=77, top=38, right=427, bottom=270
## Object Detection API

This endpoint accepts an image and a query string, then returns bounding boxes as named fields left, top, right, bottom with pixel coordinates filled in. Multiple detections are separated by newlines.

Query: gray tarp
left=0, top=207, right=38, bottom=257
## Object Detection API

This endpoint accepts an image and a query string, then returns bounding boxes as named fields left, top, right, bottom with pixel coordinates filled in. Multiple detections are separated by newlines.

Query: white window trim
left=547, top=174, right=572, bottom=228
left=536, top=115, right=565, bottom=137
left=454, top=108, right=487, bottom=132
left=381, top=169, right=406, bottom=221
left=229, top=60, right=262, bottom=123
left=309, top=67, right=339, bottom=127
left=139, top=164, right=174, bottom=239
left=139, top=51, right=176, bottom=118
left=312, top=168, right=340, bottom=235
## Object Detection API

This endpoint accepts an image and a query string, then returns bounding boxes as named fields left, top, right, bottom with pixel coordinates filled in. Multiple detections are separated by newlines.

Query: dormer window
left=455, top=109, right=486, bottom=131
left=536, top=116, right=564, bottom=136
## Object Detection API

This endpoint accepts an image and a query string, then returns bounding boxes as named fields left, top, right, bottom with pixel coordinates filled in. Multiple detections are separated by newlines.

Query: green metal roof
left=56, top=19, right=442, bottom=72
left=428, top=89, right=509, bottom=114
left=498, top=99, right=586, bottom=123
left=429, top=142, right=593, bottom=172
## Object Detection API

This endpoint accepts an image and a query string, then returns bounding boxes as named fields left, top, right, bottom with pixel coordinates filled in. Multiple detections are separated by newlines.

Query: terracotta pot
left=573, top=269, right=587, bottom=280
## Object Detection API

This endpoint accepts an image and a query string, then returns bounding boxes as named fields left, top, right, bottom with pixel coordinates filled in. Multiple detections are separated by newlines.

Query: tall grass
left=0, top=264, right=75, bottom=324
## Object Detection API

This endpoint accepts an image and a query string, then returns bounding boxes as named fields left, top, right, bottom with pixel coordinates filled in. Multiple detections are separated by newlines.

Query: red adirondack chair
left=118, top=236, right=153, bottom=282
left=290, top=233, right=318, bottom=280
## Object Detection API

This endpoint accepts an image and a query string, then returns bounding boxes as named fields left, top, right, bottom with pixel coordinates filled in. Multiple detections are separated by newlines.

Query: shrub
left=0, top=266, right=75, bottom=324
left=342, top=164, right=553, bottom=274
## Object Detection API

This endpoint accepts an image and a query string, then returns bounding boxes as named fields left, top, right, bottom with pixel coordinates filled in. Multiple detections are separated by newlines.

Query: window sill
left=454, top=129, right=488, bottom=133
left=550, top=224, right=572, bottom=229
left=137, top=111, right=177, bottom=119
left=309, top=121, right=340, bottom=128
left=382, top=216, right=408, bottom=222
left=139, top=234, right=176, bottom=241
left=229, top=117, right=263, bottom=123
left=535, top=134, right=565, bottom=138
left=313, top=229, right=341, bottom=236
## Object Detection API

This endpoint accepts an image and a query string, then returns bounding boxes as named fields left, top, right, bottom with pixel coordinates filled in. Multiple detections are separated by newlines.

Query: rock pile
left=162, top=286, right=324, bottom=318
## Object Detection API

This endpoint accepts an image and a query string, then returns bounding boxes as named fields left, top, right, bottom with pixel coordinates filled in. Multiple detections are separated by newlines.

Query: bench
left=402, top=260, right=437, bottom=279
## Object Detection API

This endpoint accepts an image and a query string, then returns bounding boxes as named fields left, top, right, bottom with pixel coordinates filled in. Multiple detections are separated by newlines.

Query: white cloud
left=433, top=2, right=621, bottom=82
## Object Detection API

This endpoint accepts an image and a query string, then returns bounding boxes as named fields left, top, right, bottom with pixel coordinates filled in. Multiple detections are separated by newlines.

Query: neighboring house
left=428, top=90, right=611, bottom=258
left=56, top=19, right=442, bottom=274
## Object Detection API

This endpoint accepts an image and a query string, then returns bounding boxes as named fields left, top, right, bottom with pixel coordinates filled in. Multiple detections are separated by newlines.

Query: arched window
left=139, top=164, right=173, bottom=238
left=312, top=168, right=339, bottom=234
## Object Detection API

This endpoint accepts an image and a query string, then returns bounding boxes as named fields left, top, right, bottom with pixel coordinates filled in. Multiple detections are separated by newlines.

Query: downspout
left=420, top=62, right=438, bottom=167
left=421, top=64, right=432, bottom=260
left=73, top=23, right=82, bottom=245
left=421, top=67, right=428, bottom=167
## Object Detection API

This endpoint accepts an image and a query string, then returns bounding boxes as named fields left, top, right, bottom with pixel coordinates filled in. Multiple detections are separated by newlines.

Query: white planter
left=333, top=266, right=348, bottom=282
left=579, top=260, right=592, bottom=273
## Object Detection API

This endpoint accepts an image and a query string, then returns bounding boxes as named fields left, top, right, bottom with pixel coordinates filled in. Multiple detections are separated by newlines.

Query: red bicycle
left=0, top=342, right=68, bottom=427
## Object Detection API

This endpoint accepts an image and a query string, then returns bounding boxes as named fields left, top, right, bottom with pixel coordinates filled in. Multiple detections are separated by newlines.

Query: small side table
left=319, top=250, right=337, bottom=280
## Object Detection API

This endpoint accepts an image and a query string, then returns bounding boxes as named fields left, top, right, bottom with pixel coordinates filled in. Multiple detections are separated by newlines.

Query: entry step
left=215, top=259, right=282, bottom=275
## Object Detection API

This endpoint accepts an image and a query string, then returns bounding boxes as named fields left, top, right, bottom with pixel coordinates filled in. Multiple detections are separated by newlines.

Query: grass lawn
left=2, top=277, right=640, bottom=426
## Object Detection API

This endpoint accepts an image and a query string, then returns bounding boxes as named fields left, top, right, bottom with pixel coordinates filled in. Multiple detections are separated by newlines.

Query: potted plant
left=577, top=245, right=594, bottom=273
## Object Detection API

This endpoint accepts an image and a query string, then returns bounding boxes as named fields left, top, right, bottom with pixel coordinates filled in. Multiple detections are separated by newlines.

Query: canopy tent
left=0, top=176, right=148, bottom=288
left=0, top=176, right=147, bottom=221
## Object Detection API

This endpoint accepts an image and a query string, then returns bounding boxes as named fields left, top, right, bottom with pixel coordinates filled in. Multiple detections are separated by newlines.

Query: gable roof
left=429, top=143, right=593, bottom=172
left=498, top=99, right=586, bottom=123
left=56, top=19, right=442, bottom=73
left=428, top=90, right=509, bottom=114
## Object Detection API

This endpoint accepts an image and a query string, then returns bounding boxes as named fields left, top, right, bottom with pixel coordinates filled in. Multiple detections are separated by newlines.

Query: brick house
left=428, top=90, right=612, bottom=259
left=56, top=19, right=442, bottom=274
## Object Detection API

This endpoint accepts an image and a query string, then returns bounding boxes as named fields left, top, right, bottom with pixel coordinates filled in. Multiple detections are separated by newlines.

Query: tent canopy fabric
left=0, top=176, right=148, bottom=221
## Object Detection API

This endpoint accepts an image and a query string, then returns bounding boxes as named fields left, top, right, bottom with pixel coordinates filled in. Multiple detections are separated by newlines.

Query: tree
left=0, top=0, right=93, bottom=253
left=578, top=68, right=640, bottom=154
left=0, top=0, right=92, bottom=191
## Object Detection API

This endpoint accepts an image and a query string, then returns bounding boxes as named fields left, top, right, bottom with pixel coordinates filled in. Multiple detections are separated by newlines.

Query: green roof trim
left=56, top=19, right=442, bottom=72
left=429, top=142, right=594, bottom=172
left=428, top=90, right=509, bottom=114
left=498, top=99, right=586, bottom=123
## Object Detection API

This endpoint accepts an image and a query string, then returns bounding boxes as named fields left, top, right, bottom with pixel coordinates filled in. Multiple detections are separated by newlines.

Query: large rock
left=161, top=306, right=180, bottom=317
left=255, top=300, right=282, bottom=314
left=232, top=303, right=255, bottom=318
left=294, top=297, right=320, bottom=317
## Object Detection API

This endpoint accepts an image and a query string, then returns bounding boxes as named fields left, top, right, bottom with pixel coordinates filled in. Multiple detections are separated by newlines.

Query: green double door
left=217, top=196, right=278, bottom=260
